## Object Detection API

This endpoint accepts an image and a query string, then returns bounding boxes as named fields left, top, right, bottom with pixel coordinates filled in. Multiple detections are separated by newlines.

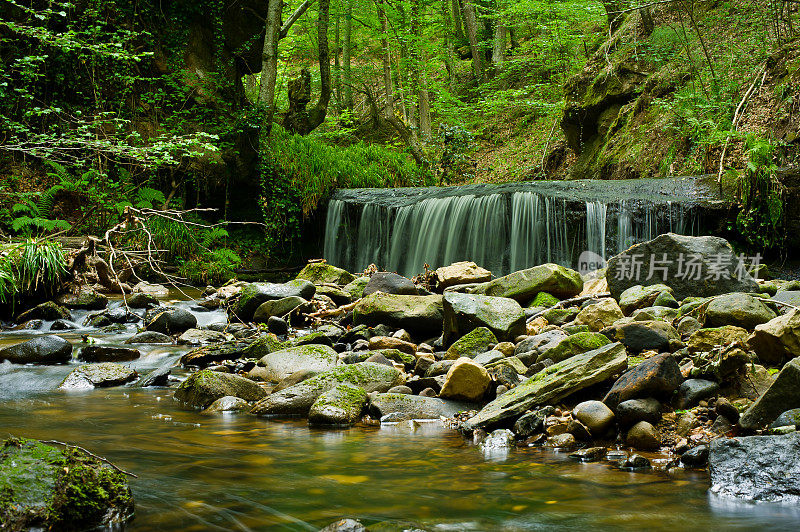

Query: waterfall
left=586, top=201, right=608, bottom=260
left=323, top=199, right=345, bottom=266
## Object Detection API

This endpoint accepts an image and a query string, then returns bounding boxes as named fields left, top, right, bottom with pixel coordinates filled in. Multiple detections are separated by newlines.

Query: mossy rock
left=56, top=288, right=109, bottom=310
left=343, top=276, right=370, bottom=300
left=252, top=296, right=307, bottom=323
left=308, top=383, right=368, bottom=425
left=59, top=363, right=138, bottom=390
left=377, top=348, right=415, bottom=367
left=232, top=281, right=315, bottom=322
left=296, top=262, right=355, bottom=285
left=543, top=307, right=578, bottom=326
left=0, top=438, right=134, bottom=530
left=618, top=284, right=673, bottom=315
left=256, top=344, right=337, bottom=382
left=536, top=331, right=611, bottom=364
left=445, top=327, right=497, bottom=360
left=469, top=263, right=583, bottom=302
left=242, top=334, right=284, bottom=359
left=687, top=326, right=750, bottom=354
left=174, top=369, right=267, bottom=408
left=530, top=292, right=560, bottom=308
left=353, top=293, right=443, bottom=336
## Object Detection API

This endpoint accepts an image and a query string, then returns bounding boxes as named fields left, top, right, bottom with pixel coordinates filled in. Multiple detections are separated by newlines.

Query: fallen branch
left=39, top=440, right=138, bottom=478
left=308, top=299, right=361, bottom=319
left=526, top=292, right=612, bottom=323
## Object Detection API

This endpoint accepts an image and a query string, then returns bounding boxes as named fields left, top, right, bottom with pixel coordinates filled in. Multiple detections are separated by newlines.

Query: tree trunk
left=418, top=84, right=431, bottom=140
left=334, top=0, right=342, bottom=111
left=462, top=0, right=483, bottom=81
left=343, top=0, right=354, bottom=111
left=377, top=0, right=395, bottom=117
left=492, top=24, right=506, bottom=65
left=602, top=1, right=625, bottom=34
left=441, top=0, right=456, bottom=87
left=639, top=6, right=654, bottom=35
left=258, top=0, right=283, bottom=135
left=451, top=0, right=465, bottom=42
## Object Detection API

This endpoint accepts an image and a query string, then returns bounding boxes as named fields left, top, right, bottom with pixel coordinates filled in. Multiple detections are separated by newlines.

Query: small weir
left=323, top=177, right=726, bottom=277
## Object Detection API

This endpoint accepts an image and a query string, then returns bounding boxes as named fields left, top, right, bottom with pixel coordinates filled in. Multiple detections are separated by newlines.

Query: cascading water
left=323, top=178, right=723, bottom=277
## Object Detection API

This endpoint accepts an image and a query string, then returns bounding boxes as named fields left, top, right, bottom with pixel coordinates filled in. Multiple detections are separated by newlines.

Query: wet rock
left=514, top=330, right=569, bottom=364
left=618, top=284, right=674, bottom=315
left=621, top=454, right=651, bottom=469
left=715, top=397, right=740, bottom=424
left=241, top=334, right=284, bottom=359
left=512, top=406, right=554, bottom=437
left=137, top=360, right=173, bottom=387
left=574, top=298, right=624, bottom=331
left=616, top=398, right=662, bottom=428
left=481, top=429, right=516, bottom=455
left=467, top=263, right=583, bottom=302
left=177, top=328, right=232, bottom=346
left=296, top=262, right=355, bottom=285
left=603, top=320, right=680, bottom=353
left=771, top=408, right=800, bottom=429
left=567, top=419, right=592, bottom=441
left=369, top=393, right=472, bottom=419
left=748, top=309, right=800, bottom=366
left=675, top=379, right=719, bottom=409
left=56, top=288, right=108, bottom=310
left=202, top=395, right=251, bottom=414
left=352, top=293, right=443, bottom=336
left=250, top=362, right=403, bottom=417
left=133, top=281, right=168, bottom=295
left=145, top=308, right=197, bottom=335
left=59, top=363, right=138, bottom=389
left=308, top=383, right=368, bottom=425
left=434, top=261, right=492, bottom=290
left=570, top=446, right=607, bottom=462
left=573, top=400, right=615, bottom=435
left=232, top=281, right=316, bottom=322
left=13, top=319, right=43, bottom=330
left=739, top=358, right=800, bottom=430
left=626, top=421, right=660, bottom=450
left=546, top=432, right=576, bottom=449
left=439, top=357, right=490, bottom=402
left=125, top=331, right=172, bottom=344
left=465, top=342, right=627, bottom=430
left=267, top=316, right=289, bottom=335
left=252, top=296, right=308, bottom=323
left=442, top=292, right=525, bottom=344
left=15, top=301, right=72, bottom=323
left=445, top=326, right=497, bottom=360
left=78, top=345, right=140, bottom=362
left=125, top=292, right=159, bottom=309
left=363, top=271, right=418, bottom=296
left=606, top=234, right=759, bottom=301
left=537, top=331, right=611, bottom=363
left=0, top=336, right=73, bottom=365
left=318, top=518, right=368, bottom=532
left=709, top=432, right=800, bottom=502
left=255, top=344, right=337, bottom=382
left=50, top=319, right=78, bottom=331
left=676, top=411, right=701, bottom=436
left=705, top=293, right=776, bottom=329
left=174, top=369, right=267, bottom=408
left=688, top=326, right=750, bottom=353
left=603, top=352, right=682, bottom=409
left=0, top=438, right=134, bottom=530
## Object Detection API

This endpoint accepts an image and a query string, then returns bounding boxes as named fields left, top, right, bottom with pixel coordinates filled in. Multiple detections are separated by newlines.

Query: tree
left=462, top=0, right=484, bottom=81
left=258, top=0, right=284, bottom=135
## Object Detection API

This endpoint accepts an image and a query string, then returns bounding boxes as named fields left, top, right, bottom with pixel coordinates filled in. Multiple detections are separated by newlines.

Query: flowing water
left=3, top=295, right=800, bottom=531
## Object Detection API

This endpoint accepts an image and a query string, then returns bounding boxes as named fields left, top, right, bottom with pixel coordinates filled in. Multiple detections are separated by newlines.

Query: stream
left=2, top=291, right=800, bottom=531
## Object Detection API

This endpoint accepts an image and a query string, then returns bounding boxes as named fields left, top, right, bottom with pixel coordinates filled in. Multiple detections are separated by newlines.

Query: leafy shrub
left=0, top=239, right=68, bottom=310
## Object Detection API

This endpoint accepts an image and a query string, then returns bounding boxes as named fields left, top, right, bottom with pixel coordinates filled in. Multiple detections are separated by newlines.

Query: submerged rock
left=352, top=293, right=443, bottom=336
left=174, top=369, right=267, bottom=408
left=308, top=383, right=368, bottom=425
left=0, top=438, right=134, bottom=530
left=442, top=292, right=525, bottom=344
left=256, top=344, right=338, bottom=382
left=0, top=336, right=73, bottom=365
left=59, top=363, right=138, bottom=390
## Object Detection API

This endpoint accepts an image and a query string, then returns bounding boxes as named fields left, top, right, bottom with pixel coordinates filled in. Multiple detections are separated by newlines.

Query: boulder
left=442, top=292, right=525, bottom=345
left=252, top=296, right=308, bottom=323
left=445, top=327, right=497, bottom=360
left=308, top=383, right=368, bottom=425
left=363, top=272, right=418, bottom=296
left=0, top=438, right=134, bottom=530
left=369, top=336, right=417, bottom=355
left=514, top=330, right=569, bottom=363
left=203, top=396, right=251, bottom=414
left=50, top=319, right=78, bottom=331
left=296, top=262, right=355, bottom=285
left=125, top=292, right=159, bottom=309
left=125, top=331, right=173, bottom=344
left=352, top=293, right=443, bottom=336
left=56, top=288, right=108, bottom=310
left=572, top=400, right=615, bottom=435
left=574, top=298, right=624, bottom=331
left=602, top=320, right=680, bottom=353
left=771, top=408, right=800, bottom=428
left=536, top=332, right=610, bottom=364
left=232, top=281, right=315, bottom=322
left=513, top=406, right=554, bottom=437
left=78, top=346, right=140, bottom=363
left=256, top=344, right=337, bottom=382
left=465, top=342, right=627, bottom=430
left=630, top=306, right=679, bottom=322
left=709, top=432, right=800, bottom=503
left=177, top=328, right=232, bottom=346
left=341, top=276, right=369, bottom=301
left=603, top=352, right=682, bottom=409
left=606, top=234, right=759, bottom=301
left=250, top=362, right=403, bottom=417
left=739, top=358, right=800, bottom=430
left=681, top=445, right=709, bottom=467
left=705, top=293, right=776, bottom=329
left=59, top=363, right=138, bottom=390
left=530, top=292, right=560, bottom=308
left=677, top=316, right=703, bottom=337
left=626, top=421, right=660, bottom=450
left=180, top=340, right=253, bottom=367
left=137, top=360, right=173, bottom=387
left=145, top=308, right=197, bottom=335
left=267, top=316, right=289, bottom=335
left=616, top=398, right=661, bottom=427
left=618, top=284, right=674, bottom=315
left=439, top=357, right=490, bottom=402
left=748, top=310, right=800, bottom=366
left=674, top=379, right=720, bottom=409
left=133, top=281, right=168, bottom=295
left=15, top=301, right=72, bottom=323
left=174, top=369, right=267, bottom=408
left=688, top=326, right=750, bottom=353
left=368, top=393, right=473, bottom=419
left=0, top=336, right=72, bottom=365
left=773, top=290, right=800, bottom=311
left=467, top=263, right=582, bottom=302
left=434, top=261, right=492, bottom=290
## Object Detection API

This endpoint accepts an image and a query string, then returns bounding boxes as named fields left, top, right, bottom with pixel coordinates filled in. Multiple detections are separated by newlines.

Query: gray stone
left=602, top=320, right=679, bottom=353
left=137, top=360, right=173, bottom=387
left=473, top=350, right=505, bottom=366
left=267, top=316, right=289, bottom=335
left=0, top=336, right=72, bottom=365
left=467, top=263, right=583, bottom=302
left=203, top=396, right=251, bottom=414
left=536, top=332, right=611, bottom=363
left=369, top=393, right=473, bottom=419
left=675, top=379, right=720, bottom=409
left=174, top=369, right=267, bottom=408
left=78, top=345, right=140, bottom=363
left=308, top=383, right=368, bottom=425
left=145, top=308, right=197, bottom=335
left=363, top=272, right=418, bottom=296
left=681, top=445, right=709, bottom=467
left=252, top=296, right=308, bottom=323
left=480, top=429, right=516, bottom=456
left=50, top=319, right=78, bottom=331
left=618, top=284, right=674, bottom=315
left=443, top=292, right=525, bottom=344
left=352, top=293, right=443, bottom=336
left=59, top=363, right=137, bottom=390
left=626, top=421, right=660, bottom=450
left=126, top=292, right=159, bottom=309
left=748, top=309, right=800, bottom=366
left=56, top=288, right=109, bottom=310
left=603, top=352, right=682, bottom=409
left=512, top=406, right=554, bottom=437
left=771, top=408, right=800, bottom=429
left=256, top=344, right=337, bottom=382
left=445, top=327, right=497, bottom=360
left=739, top=358, right=800, bottom=430
left=616, top=398, right=661, bottom=428
left=573, top=400, right=615, bottom=435
left=232, top=280, right=315, bottom=322
left=125, top=331, right=173, bottom=344
left=177, top=328, right=232, bottom=346
left=706, top=293, right=777, bottom=330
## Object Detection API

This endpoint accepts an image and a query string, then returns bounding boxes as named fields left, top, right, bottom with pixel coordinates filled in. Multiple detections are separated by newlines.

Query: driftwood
left=526, top=292, right=612, bottom=323
left=308, top=299, right=361, bottom=319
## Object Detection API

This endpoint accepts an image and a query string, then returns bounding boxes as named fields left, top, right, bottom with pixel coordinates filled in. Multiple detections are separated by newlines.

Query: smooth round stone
left=387, top=385, right=413, bottom=395
left=573, top=400, right=615, bottom=435
left=626, top=421, right=660, bottom=451
left=680, top=445, right=709, bottom=467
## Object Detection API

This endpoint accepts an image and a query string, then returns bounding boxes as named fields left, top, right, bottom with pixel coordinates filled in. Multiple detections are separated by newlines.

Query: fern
left=135, top=187, right=166, bottom=209
left=201, top=227, right=229, bottom=248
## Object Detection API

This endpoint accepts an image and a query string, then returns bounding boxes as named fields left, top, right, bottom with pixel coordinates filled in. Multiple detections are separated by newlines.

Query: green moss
left=378, top=349, right=415, bottom=367
left=530, top=292, right=559, bottom=308
left=445, top=327, right=497, bottom=360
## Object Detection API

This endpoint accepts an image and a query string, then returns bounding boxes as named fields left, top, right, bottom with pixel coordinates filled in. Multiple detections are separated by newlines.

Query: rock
left=542, top=307, right=578, bottom=326
left=256, top=345, right=338, bottom=382
left=56, top=288, right=108, bottom=310
left=536, top=331, right=610, bottom=363
left=709, top=432, right=800, bottom=502
left=442, top=292, right=525, bottom=345
left=177, top=328, right=232, bottom=346
left=603, top=352, right=682, bottom=409
left=445, top=326, right=497, bottom=360
left=676, top=411, right=701, bottom=436
left=352, top=293, right=443, bottom=336
left=59, top=363, right=138, bottom=390
left=137, top=360, right=173, bottom=387
left=607, top=234, right=759, bottom=301
left=514, top=330, right=569, bottom=364
left=174, top=369, right=267, bottom=408
left=365, top=353, right=394, bottom=367
left=573, top=400, right=615, bottom=435
left=315, top=285, right=351, bottom=306
left=675, top=379, right=719, bottom=409
left=546, top=433, right=576, bottom=449
left=439, top=357, right=490, bottom=402
left=616, top=398, right=661, bottom=428
left=179, top=340, right=252, bottom=367
left=126, top=292, right=159, bottom=309
left=570, top=446, right=607, bottom=462
left=425, top=360, right=455, bottom=377
left=369, top=336, right=416, bottom=354
left=15, top=301, right=72, bottom=323
left=748, top=309, right=800, bottom=366
left=14, top=319, right=43, bottom=330
left=78, top=345, right=140, bottom=362
left=530, top=292, right=560, bottom=308
left=296, top=262, right=355, bottom=285
left=363, top=272, right=418, bottom=296
left=630, top=306, right=679, bottom=322
left=271, top=369, right=319, bottom=391
left=267, top=316, right=289, bottom=335
left=435, top=261, right=492, bottom=290
left=574, top=298, right=624, bottom=331
left=512, top=406, right=554, bottom=437
left=681, top=445, right=709, bottom=467
left=687, top=326, right=750, bottom=353
left=319, top=518, right=368, bottom=532
left=467, top=263, right=583, bottom=302
left=770, top=408, right=800, bottom=429
left=369, top=393, right=472, bottom=419
left=654, top=291, right=679, bottom=308
left=145, top=308, right=197, bottom=335
left=618, top=284, right=673, bottom=315
left=387, top=385, right=412, bottom=394
left=50, top=319, right=78, bottom=331
left=250, top=362, right=403, bottom=417
left=716, top=397, right=740, bottom=424
left=308, top=383, right=368, bottom=425
left=203, top=396, right=251, bottom=414
left=125, top=331, right=173, bottom=344
left=465, top=342, right=627, bottom=430
left=232, top=281, right=315, bottom=322
left=705, top=293, right=777, bottom=329
left=567, top=419, right=592, bottom=441
left=739, top=358, right=800, bottom=430
left=481, top=429, right=516, bottom=456
left=773, top=290, right=800, bottom=311
left=620, top=454, right=651, bottom=469
left=286, top=330, right=333, bottom=348
left=603, top=320, right=679, bottom=353
left=0, top=336, right=73, bottom=365
left=676, top=316, right=703, bottom=337
left=0, top=438, right=134, bottom=530
left=473, top=350, right=505, bottom=366
left=626, top=421, right=660, bottom=450
left=133, top=281, right=169, bottom=295
left=342, top=276, right=370, bottom=300
left=253, top=296, right=308, bottom=323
